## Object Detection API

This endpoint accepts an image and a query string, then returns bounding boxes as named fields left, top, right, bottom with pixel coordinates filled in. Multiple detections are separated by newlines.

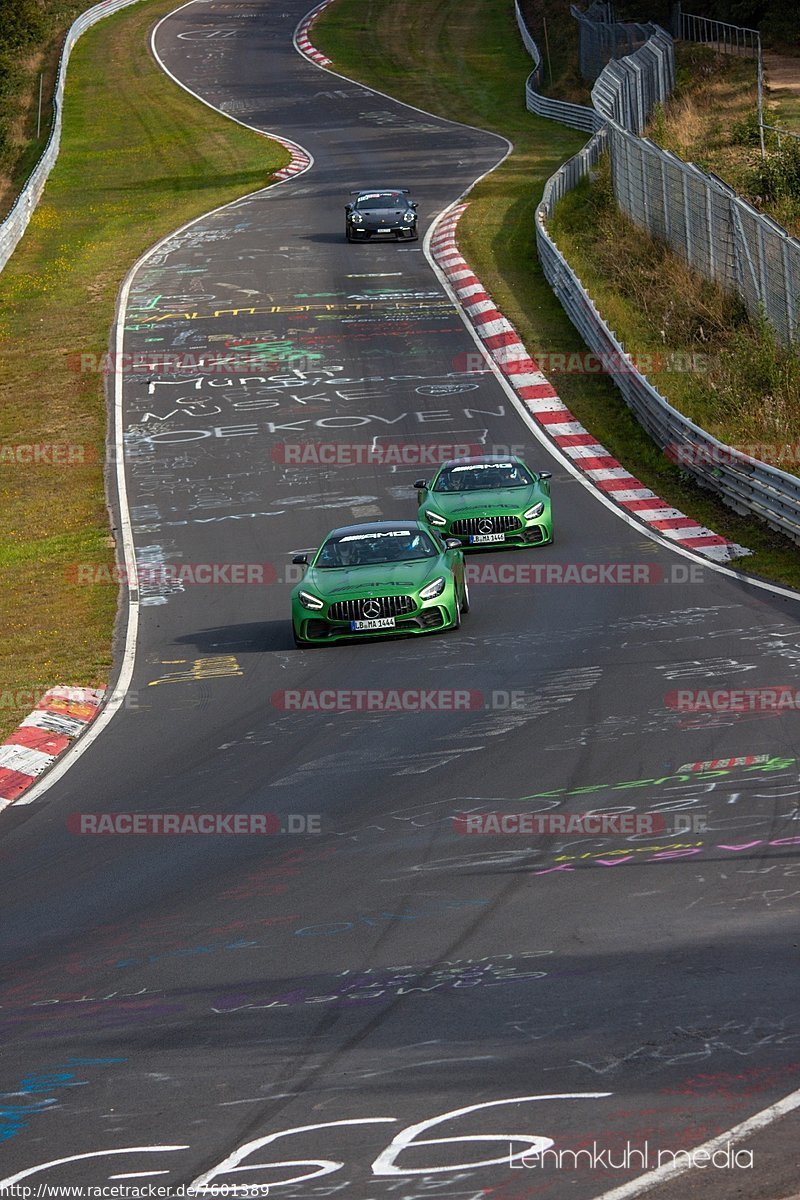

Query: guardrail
left=681, top=11, right=759, bottom=57
left=514, top=1, right=602, bottom=134
left=0, top=0, right=141, bottom=275
left=572, top=2, right=657, bottom=82
left=515, top=4, right=800, bottom=545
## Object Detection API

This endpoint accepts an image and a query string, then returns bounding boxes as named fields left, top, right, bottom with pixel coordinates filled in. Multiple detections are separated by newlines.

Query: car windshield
left=434, top=463, right=535, bottom=492
left=354, top=192, right=407, bottom=210
left=315, top=529, right=438, bottom=568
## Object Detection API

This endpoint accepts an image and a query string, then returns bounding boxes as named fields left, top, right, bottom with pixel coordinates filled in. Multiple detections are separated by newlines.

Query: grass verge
left=0, top=0, right=289, bottom=740
left=649, top=43, right=800, bottom=238
left=313, top=0, right=800, bottom=589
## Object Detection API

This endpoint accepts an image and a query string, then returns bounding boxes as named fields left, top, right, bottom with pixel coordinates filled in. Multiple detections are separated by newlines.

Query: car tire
left=461, top=578, right=471, bottom=614
left=450, top=594, right=462, bottom=631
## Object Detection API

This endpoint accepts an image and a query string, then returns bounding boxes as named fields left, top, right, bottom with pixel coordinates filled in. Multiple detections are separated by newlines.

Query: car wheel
left=450, top=594, right=462, bottom=631
left=461, top=578, right=471, bottom=614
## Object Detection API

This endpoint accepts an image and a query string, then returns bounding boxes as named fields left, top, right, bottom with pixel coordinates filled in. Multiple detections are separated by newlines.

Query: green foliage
left=747, top=137, right=800, bottom=204
left=0, top=0, right=46, bottom=50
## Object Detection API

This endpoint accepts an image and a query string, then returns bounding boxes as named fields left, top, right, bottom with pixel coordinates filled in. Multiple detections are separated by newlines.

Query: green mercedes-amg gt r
left=415, top=454, right=553, bottom=548
left=291, top=520, right=468, bottom=646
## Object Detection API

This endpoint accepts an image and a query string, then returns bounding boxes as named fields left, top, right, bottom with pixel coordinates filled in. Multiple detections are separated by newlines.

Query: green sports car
left=291, top=520, right=468, bottom=646
left=415, top=454, right=553, bottom=548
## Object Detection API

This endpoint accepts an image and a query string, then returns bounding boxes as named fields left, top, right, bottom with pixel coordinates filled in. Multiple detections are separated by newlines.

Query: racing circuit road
left=1, top=1, right=800, bottom=1196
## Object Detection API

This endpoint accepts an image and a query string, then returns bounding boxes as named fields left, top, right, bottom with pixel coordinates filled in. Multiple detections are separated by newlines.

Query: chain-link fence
left=0, top=0, right=141, bottom=275
left=515, top=1, right=601, bottom=133
left=515, top=3, right=800, bottom=543
left=572, top=2, right=657, bottom=81
left=591, top=31, right=800, bottom=347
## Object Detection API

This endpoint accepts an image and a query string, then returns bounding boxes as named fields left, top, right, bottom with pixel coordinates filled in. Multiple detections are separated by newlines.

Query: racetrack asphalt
left=1, top=1, right=799, bottom=1195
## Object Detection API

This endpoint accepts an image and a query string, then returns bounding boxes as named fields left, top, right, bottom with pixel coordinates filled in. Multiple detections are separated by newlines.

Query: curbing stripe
left=0, top=687, right=105, bottom=803
left=294, top=0, right=335, bottom=66
left=429, top=205, right=748, bottom=564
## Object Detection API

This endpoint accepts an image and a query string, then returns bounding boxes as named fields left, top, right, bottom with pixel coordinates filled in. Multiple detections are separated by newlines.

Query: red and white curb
left=272, top=134, right=312, bottom=181
left=0, top=687, right=105, bottom=807
left=295, top=0, right=335, bottom=67
left=432, top=205, right=749, bottom=564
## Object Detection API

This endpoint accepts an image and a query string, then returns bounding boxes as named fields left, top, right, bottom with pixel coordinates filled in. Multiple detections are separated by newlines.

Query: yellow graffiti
left=148, top=655, right=243, bottom=686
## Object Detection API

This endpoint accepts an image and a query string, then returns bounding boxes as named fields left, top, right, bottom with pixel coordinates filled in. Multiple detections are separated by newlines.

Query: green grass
left=313, top=0, right=800, bottom=590
left=0, top=0, right=289, bottom=740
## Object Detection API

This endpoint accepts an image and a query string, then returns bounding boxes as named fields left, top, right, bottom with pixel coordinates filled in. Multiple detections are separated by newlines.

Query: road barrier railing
left=0, top=0, right=141, bottom=275
left=515, top=3, right=800, bottom=544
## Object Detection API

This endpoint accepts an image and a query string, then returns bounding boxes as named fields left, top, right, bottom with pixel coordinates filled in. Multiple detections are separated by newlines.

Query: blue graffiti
left=0, top=1059, right=126, bottom=1143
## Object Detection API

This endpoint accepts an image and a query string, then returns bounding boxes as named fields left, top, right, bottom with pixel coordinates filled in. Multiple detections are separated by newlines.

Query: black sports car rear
left=345, top=189, right=419, bottom=241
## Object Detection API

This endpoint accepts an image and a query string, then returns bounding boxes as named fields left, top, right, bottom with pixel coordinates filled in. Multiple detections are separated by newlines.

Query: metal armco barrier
left=515, top=1, right=601, bottom=133
left=0, top=0, right=141, bottom=275
left=515, top=3, right=800, bottom=545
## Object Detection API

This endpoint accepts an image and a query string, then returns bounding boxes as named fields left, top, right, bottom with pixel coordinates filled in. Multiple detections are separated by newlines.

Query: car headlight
left=423, top=509, right=447, bottom=526
left=524, top=501, right=545, bottom=519
left=403, top=211, right=416, bottom=223
left=420, top=577, right=446, bottom=600
left=350, top=212, right=363, bottom=224
left=298, top=590, right=324, bottom=611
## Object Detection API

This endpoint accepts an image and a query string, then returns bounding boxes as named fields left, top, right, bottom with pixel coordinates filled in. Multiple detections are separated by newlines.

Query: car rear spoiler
left=349, top=188, right=411, bottom=194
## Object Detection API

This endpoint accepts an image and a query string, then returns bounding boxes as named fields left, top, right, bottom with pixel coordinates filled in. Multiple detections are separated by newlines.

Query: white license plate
left=469, top=532, right=505, bottom=544
left=350, top=617, right=396, bottom=631
left=378, top=227, right=391, bottom=233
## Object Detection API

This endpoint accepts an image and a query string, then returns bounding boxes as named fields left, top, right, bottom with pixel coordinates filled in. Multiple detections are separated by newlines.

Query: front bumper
left=426, top=517, right=553, bottom=549
left=347, top=223, right=417, bottom=240
left=293, top=595, right=457, bottom=644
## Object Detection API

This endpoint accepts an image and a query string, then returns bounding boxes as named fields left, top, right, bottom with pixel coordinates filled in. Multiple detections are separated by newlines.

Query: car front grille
left=328, top=594, right=417, bottom=622
left=451, top=515, right=522, bottom=536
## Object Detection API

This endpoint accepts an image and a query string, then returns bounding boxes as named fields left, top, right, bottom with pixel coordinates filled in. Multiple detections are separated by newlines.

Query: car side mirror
left=414, top=479, right=428, bottom=490
left=539, top=471, right=552, bottom=480
left=445, top=538, right=462, bottom=550
left=410, top=201, right=418, bottom=209
left=345, top=204, right=352, bottom=212
left=292, top=554, right=309, bottom=565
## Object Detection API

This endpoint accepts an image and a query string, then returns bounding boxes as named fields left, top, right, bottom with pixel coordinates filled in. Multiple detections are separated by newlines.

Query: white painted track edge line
left=8, top=0, right=317, bottom=811
left=595, top=1085, right=800, bottom=1200
left=292, top=0, right=512, bottom=157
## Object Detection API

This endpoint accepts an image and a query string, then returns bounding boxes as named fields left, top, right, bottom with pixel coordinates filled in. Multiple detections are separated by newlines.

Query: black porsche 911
left=345, top=189, right=419, bottom=242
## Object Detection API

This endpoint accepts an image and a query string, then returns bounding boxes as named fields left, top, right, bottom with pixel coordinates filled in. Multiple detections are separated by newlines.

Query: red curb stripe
left=578, top=456, right=623, bottom=471
left=552, top=433, right=597, bottom=447
left=597, top=477, right=646, bottom=491
left=0, top=768, right=35, bottom=801
left=536, top=408, right=578, bottom=424
left=650, top=516, right=704, bottom=531
left=3, top=726, right=71, bottom=755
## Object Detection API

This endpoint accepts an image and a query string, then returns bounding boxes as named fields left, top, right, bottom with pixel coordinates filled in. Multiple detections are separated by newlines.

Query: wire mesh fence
left=572, top=2, right=657, bottom=81
left=515, top=2, right=800, bottom=543
left=592, top=32, right=800, bottom=347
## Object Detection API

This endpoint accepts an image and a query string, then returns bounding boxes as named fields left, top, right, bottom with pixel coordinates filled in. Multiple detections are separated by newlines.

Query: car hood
left=356, top=207, right=407, bottom=222
left=426, top=485, right=545, bottom=516
left=303, top=559, right=442, bottom=598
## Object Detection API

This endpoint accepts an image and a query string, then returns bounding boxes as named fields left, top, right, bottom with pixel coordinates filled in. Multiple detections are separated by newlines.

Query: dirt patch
left=764, top=52, right=800, bottom=97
